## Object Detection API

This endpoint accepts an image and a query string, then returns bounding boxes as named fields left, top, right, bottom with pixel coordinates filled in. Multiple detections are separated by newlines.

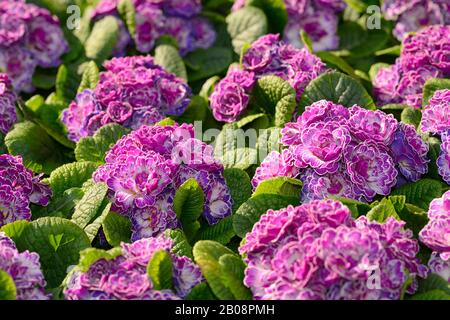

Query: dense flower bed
left=93, top=123, right=232, bottom=240
left=240, top=199, right=427, bottom=300
left=252, top=100, right=429, bottom=202
left=61, top=56, right=191, bottom=142
left=0, top=73, right=16, bottom=134
left=92, top=0, right=216, bottom=56
left=0, top=0, right=68, bottom=92
left=210, top=34, right=327, bottom=122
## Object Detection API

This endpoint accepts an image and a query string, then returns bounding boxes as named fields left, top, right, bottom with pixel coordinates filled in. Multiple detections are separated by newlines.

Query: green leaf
left=13, top=217, right=91, bottom=288
left=24, top=95, right=74, bottom=149
left=0, top=270, right=16, bottom=300
left=32, top=68, right=56, bottom=90
left=316, top=51, right=356, bottom=77
left=226, top=7, right=268, bottom=54
left=331, top=197, right=372, bottom=218
left=47, top=161, right=99, bottom=198
left=391, top=179, right=444, bottom=210
left=185, top=47, right=233, bottom=82
left=222, top=147, right=258, bottom=170
left=375, top=45, right=401, bottom=56
left=234, top=194, right=300, bottom=238
left=252, top=75, right=297, bottom=127
left=256, top=127, right=282, bottom=162
left=299, top=71, right=376, bottom=112
left=85, top=16, right=119, bottom=64
left=186, top=282, right=216, bottom=300
left=253, top=177, right=302, bottom=198
left=380, top=104, right=409, bottom=120
left=102, top=211, right=132, bottom=246
left=55, top=63, right=81, bottom=104
left=147, top=250, right=174, bottom=290
left=193, top=241, right=252, bottom=300
left=426, top=136, right=442, bottom=180
left=199, top=76, right=220, bottom=100
left=300, top=30, right=313, bottom=53
left=173, top=179, right=205, bottom=240
left=164, top=229, right=193, bottom=259
left=75, top=123, right=130, bottom=163
left=4, top=121, right=69, bottom=175
left=416, top=274, right=450, bottom=296
left=409, top=290, right=450, bottom=300
left=397, top=203, right=428, bottom=236
left=77, top=61, right=100, bottom=93
left=422, top=78, right=450, bottom=107
left=117, top=0, right=136, bottom=39
left=244, top=0, right=287, bottom=33
left=195, top=216, right=235, bottom=245
left=71, top=183, right=108, bottom=229
left=84, top=201, right=112, bottom=242
left=154, top=44, right=187, bottom=81
left=401, top=107, right=422, bottom=129
left=223, top=168, right=252, bottom=213
left=366, top=198, right=401, bottom=223
left=173, top=95, right=208, bottom=124
left=0, top=220, right=30, bottom=241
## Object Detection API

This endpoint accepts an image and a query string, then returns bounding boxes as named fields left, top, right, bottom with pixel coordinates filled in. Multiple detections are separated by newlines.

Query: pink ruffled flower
left=421, top=89, right=450, bottom=135
left=0, top=73, right=16, bottom=134
left=438, top=133, right=450, bottom=184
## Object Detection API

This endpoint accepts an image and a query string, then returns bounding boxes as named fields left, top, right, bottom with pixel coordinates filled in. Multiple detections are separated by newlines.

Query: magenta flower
left=92, top=0, right=216, bottom=56
left=64, top=234, right=203, bottom=300
left=0, top=154, right=51, bottom=227
left=0, top=0, right=68, bottom=91
left=61, top=55, right=191, bottom=142
left=438, top=133, right=450, bottom=185
left=419, top=190, right=450, bottom=261
left=427, top=252, right=450, bottom=282
left=254, top=100, right=428, bottom=202
left=94, top=123, right=232, bottom=240
left=421, top=89, right=450, bottom=135
left=0, top=232, right=49, bottom=300
left=240, top=200, right=427, bottom=300
left=383, top=0, right=450, bottom=41
left=374, top=25, right=450, bottom=108
left=0, top=73, right=16, bottom=134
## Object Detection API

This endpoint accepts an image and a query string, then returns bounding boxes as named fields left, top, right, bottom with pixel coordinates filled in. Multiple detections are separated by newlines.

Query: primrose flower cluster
left=64, top=234, right=203, bottom=300
left=210, top=34, right=327, bottom=122
left=420, top=190, right=450, bottom=281
left=93, top=123, right=233, bottom=241
left=232, top=0, right=345, bottom=51
left=420, top=89, right=450, bottom=184
left=61, top=56, right=191, bottom=142
left=0, top=154, right=52, bottom=228
left=0, top=0, right=68, bottom=92
left=92, top=0, right=216, bottom=56
left=0, top=232, right=49, bottom=300
left=240, top=199, right=428, bottom=300
left=383, top=0, right=450, bottom=41
left=0, top=73, right=16, bottom=135
left=374, top=25, right=450, bottom=108
left=252, top=100, right=429, bottom=203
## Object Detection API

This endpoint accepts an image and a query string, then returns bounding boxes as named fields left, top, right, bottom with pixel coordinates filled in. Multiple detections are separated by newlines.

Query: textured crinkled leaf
left=77, top=61, right=100, bottom=93
left=193, top=240, right=251, bottom=300
left=366, top=197, right=401, bottom=223
left=164, top=229, right=193, bottom=259
left=223, top=168, right=252, bottom=213
left=154, top=44, right=187, bottom=81
left=84, top=201, right=112, bottom=242
left=408, top=290, right=450, bottom=300
left=422, top=78, right=450, bottom=107
left=85, top=16, right=119, bottom=64
left=331, top=196, right=372, bottom=218
left=253, top=177, right=302, bottom=198
left=0, top=270, right=16, bottom=300
left=24, top=95, right=74, bottom=149
left=102, top=211, right=132, bottom=246
left=234, top=194, right=300, bottom=238
left=13, top=217, right=91, bottom=288
left=221, top=147, right=258, bottom=170
left=299, top=72, right=376, bottom=112
left=185, top=47, right=232, bottom=81
left=186, top=282, right=216, bottom=300
left=55, top=63, right=81, bottom=104
left=195, top=216, right=235, bottom=245
left=199, top=76, right=220, bottom=100
left=391, top=179, right=444, bottom=210
left=226, top=7, right=268, bottom=54
left=78, top=247, right=123, bottom=272
left=71, top=183, right=108, bottom=229
left=0, top=220, right=30, bottom=241
left=173, top=178, right=205, bottom=240
left=47, top=161, right=99, bottom=198
left=426, top=136, right=442, bottom=180
left=5, top=121, right=70, bottom=175
left=401, top=107, right=422, bottom=129
left=75, top=123, right=130, bottom=163
left=416, top=274, right=450, bottom=296
left=117, top=0, right=136, bottom=39
left=147, top=250, right=174, bottom=290
left=253, top=75, right=297, bottom=127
